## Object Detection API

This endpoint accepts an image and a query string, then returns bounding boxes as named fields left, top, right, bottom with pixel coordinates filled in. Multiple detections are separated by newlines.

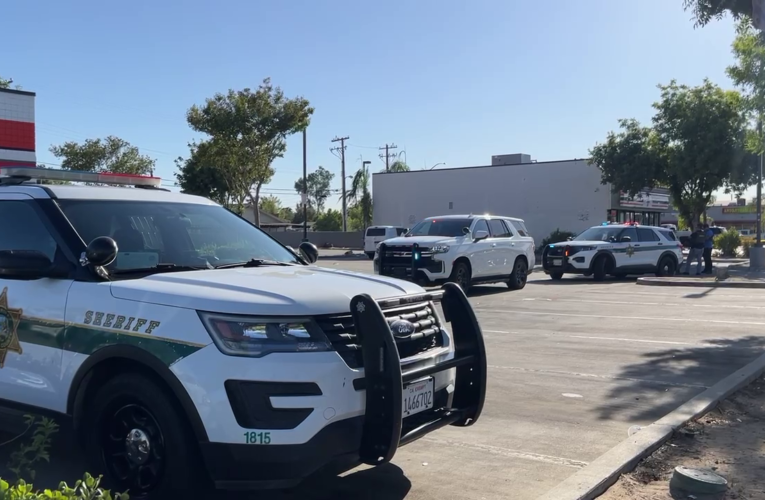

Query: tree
left=291, top=203, right=317, bottom=224
left=346, top=166, right=373, bottom=229
left=385, top=160, right=410, bottom=173
left=294, top=166, right=334, bottom=213
left=186, top=78, right=313, bottom=227
left=683, top=0, right=752, bottom=27
left=278, top=206, right=295, bottom=221
left=314, top=209, right=343, bottom=231
left=175, top=140, right=251, bottom=212
left=50, top=136, right=155, bottom=178
left=259, top=194, right=283, bottom=216
left=0, top=75, right=13, bottom=89
left=590, top=80, right=749, bottom=230
left=347, top=203, right=365, bottom=231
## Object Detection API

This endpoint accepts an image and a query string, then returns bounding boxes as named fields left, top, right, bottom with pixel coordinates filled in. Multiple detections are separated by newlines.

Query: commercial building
left=372, top=154, right=670, bottom=245
left=0, top=88, right=36, bottom=167
left=661, top=199, right=762, bottom=233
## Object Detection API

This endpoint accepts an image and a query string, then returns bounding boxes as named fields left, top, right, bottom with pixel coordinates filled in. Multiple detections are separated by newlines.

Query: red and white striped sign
left=0, top=88, right=36, bottom=166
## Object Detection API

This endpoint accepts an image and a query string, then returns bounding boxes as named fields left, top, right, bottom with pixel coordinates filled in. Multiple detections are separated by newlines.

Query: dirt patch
left=599, top=375, right=765, bottom=500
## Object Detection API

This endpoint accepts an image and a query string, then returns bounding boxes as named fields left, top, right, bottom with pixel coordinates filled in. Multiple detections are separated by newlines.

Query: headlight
left=431, top=244, right=450, bottom=254
left=198, top=312, right=331, bottom=357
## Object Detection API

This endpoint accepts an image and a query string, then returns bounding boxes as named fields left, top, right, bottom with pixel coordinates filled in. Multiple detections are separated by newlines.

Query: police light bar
left=0, top=166, right=162, bottom=188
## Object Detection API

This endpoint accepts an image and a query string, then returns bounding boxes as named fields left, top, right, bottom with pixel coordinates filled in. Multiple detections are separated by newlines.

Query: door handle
left=491, top=243, right=497, bottom=247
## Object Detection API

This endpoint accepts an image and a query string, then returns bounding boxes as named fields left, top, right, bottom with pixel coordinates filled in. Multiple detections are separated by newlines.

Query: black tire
left=592, top=255, right=609, bottom=281
left=449, top=261, right=472, bottom=291
left=82, top=372, right=207, bottom=498
left=366, top=252, right=375, bottom=260
left=656, top=256, right=677, bottom=277
left=507, top=258, right=528, bottom=290
left=549, top=272, right=564, bottom=281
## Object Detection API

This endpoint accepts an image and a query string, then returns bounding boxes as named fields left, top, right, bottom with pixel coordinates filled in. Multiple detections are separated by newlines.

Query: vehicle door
left=486, top=219, right=515, bottom=275
left=615, top=226, right=641, bottom=268
left=636, top=227, right=662, bottom=268
left=466, top=219, right=492, bottom=277
left=0, top=194, right=75, bottom=413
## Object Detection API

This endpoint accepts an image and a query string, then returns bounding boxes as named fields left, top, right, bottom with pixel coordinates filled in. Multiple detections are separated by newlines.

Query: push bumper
left=201, top=283, right=487, bottom=491
left=375, top=242, right=448, bottom=284
left=542, top=251, right=591, bottom=275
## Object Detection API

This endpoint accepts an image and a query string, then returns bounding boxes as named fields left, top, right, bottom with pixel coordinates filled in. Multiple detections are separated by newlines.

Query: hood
left=381, top=235, right=457, bottom=247
left=110, top=266, right=425, bottom=316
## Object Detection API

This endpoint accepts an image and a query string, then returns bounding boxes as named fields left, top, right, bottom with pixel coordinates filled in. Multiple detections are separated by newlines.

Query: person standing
left=703, top=224, right=715, bottom=274
left=683, top=228, right=705, bottom=275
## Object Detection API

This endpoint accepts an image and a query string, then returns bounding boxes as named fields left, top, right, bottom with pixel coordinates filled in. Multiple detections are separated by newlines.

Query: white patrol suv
left=0, top=166, right=487, bottom=498
left=542, top=222, right=683, bottom=281
left=373, top=214, right=536, bottom=292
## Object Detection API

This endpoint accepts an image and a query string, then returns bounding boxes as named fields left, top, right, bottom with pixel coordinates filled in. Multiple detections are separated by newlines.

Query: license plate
left=552, top=258, right=562, bottom=266
left=403, top=378, right=434, bottom=417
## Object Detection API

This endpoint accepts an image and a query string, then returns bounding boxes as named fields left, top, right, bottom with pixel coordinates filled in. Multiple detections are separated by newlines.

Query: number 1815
left=244, top=431, right=271, bottom=444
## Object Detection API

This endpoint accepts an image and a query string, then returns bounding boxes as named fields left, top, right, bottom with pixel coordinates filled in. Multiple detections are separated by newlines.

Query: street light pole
left=429, top=162, right=446, bottom=170
left=302, top=128, right=308, bottom=242
left=753, top=117, right=765, bottom=270
left=362, top=160, right=371, bottom=229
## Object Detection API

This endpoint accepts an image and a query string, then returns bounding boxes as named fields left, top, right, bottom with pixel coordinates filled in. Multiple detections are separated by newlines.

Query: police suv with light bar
left=542, top=222, right=683, bottom=281
left=0, top=166, right=487, bottom=497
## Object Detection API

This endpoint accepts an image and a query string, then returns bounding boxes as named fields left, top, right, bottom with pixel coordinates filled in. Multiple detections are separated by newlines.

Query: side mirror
left=567, top=237, right=573, bottom=241
left=86, top=237, right=118, bottom=267
left=462, top=227, right=471, bottom=235
left=0, top=250, right=66, bottom=278
left=299, top=241, right=319, bottom=264
left=620, top=236, right=632, bottom=243
left=473, top=230, right=489, bottom=241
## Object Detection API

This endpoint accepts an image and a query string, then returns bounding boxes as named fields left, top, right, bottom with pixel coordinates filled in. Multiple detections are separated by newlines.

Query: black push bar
left=350, top=282, right=487, bottom=465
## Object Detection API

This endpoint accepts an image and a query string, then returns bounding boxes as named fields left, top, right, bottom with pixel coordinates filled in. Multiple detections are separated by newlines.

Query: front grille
left=315, top=301, right=444, bottom=369
left=378, top=244, right=442, bottom=276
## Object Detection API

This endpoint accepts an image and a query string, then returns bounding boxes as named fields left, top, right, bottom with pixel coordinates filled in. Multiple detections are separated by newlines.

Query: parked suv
left=364, top=225, right=408, bottom=259
left=0, top=166, right=488, bottom=498
left=374, top=214, right=536, bottom=291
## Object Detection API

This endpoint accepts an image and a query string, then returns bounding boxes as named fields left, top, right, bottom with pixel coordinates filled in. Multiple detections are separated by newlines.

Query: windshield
left=56, top=200, right=300, bottom=273
left=574, top=226, right=623, bottom=242
left=408, top=218, right=471, bottom=237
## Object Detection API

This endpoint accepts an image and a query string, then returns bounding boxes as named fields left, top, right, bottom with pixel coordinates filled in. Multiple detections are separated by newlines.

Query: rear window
left=511, top=220, right=529, bottom=237
left=637, top=228, right=660, bottom=242
left=659, top=230, right=677, bottom=241
left=366, top=227, right=386, bottom=237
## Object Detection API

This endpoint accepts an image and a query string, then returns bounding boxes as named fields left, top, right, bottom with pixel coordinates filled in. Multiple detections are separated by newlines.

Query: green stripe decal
left=15, top=316, right=205, bottom=367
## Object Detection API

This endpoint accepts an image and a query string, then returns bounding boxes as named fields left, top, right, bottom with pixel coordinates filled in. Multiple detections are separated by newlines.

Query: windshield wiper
left=214, top=259, right=297, bottom=269
left=112, top=264, right=212, bottom=275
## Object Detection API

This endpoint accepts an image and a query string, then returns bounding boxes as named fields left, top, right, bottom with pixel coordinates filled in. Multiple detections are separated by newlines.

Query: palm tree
left=388, top=160, right=410, bottom=173
left=346, top=164, right=373, bottom=229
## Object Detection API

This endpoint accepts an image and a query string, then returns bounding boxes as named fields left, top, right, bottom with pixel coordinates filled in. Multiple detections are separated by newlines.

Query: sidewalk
left=637, top=261, right=765, bottom=288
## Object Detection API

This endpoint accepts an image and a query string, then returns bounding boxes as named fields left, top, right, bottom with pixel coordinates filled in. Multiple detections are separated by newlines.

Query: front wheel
left=507, top=258, right=528, bottom=290
left=449, top=262, right=472, bottom=291
left=656, top=256, right=677, bottom=277
left=83, top=373, right=207, bottom=498
left=549, top=272, right=564, bottom=281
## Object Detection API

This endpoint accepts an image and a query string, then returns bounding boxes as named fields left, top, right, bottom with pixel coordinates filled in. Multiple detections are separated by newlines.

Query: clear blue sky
left=3, top=0, right=743, bottom=209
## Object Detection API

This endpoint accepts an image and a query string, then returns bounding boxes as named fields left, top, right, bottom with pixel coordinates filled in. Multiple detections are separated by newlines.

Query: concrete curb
left=537, top=351, right=765, bottom=500
left=636, top=277, right=765, bottom=288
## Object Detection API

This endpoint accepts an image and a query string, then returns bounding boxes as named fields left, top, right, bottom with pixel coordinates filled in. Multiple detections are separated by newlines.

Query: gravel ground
left=599, top=375, right=765, bottom=500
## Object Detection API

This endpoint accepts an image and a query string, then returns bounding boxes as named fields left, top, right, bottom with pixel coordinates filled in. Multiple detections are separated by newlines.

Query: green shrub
left=541, top=228, right=576, bottom=247
left=0, top=473, right=128, bottom=499
left=4, top=415, right=58, bottom=483
left=714, top=228, right=741, bottom=257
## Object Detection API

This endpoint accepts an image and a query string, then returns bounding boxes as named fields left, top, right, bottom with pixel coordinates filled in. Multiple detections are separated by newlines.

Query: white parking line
left=515, top=297, right=765, bottom=310
left=475, top=309, right=765, bottom=326
left=488, top=364, right=708, bottom=389
left=568, top=335, right=712, bottom=347
left=421, top=437, right=589, bottom=469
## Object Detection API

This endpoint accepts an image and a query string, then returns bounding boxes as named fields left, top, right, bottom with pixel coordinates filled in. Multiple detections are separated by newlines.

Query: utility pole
left=379, top=143, right=398, bottom=172
left=302, top=128, right=308, bottom=242
left=753, top=117, right=765, bottom=270
left=331, top=136, right=350, bottom=231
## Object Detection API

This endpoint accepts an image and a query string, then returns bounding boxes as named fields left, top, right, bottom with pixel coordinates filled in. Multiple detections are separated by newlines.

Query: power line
left=379, top=143, right=398, bottom=172
left=331, top=135, right=350, bottom=231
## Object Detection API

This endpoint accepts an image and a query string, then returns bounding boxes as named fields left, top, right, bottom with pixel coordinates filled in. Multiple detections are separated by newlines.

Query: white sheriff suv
left=0, top=166, right=487, bottom=498
left=542, top=222, right=683, bottom=281
left=374, top=214, right=536, bottom=291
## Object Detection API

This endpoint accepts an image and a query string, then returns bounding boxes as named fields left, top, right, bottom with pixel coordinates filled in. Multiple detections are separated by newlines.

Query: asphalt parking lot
left=3, top=253, right=764, bottom=499
left=295, top=253, right=765, bottom=499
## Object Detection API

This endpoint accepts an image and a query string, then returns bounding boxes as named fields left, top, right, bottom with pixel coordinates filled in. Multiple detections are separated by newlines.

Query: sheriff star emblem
left=626, top=245, right=635, bottom=258
left=0, top=288, right=23, bottom=368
